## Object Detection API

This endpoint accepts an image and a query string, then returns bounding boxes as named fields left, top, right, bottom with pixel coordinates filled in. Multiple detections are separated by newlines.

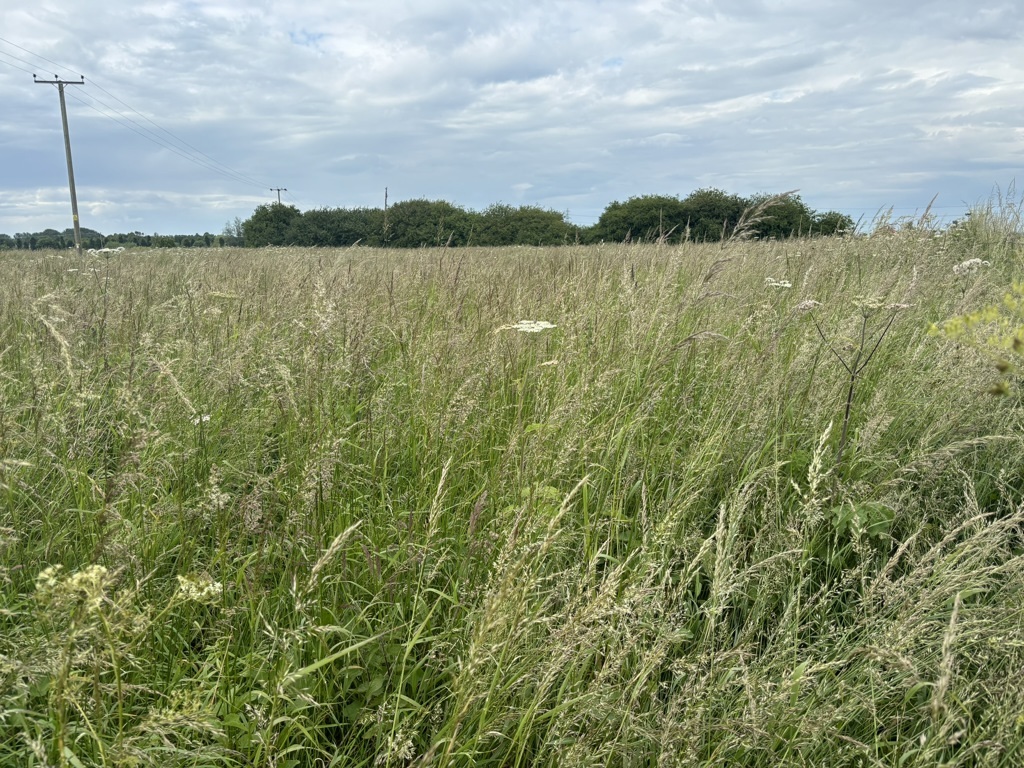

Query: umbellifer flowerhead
left=952, top=258, right=990, bottom=276
left=496, top=320, right=557, bottom=333
left=176, top=574, right=224, bottom=604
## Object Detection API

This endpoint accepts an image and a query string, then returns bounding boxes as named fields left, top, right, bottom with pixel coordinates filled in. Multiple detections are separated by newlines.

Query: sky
left=1, top=0, right=1022, bottom=237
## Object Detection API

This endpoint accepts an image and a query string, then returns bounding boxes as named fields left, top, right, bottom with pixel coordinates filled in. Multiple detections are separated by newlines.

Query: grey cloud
left=1, top=0, right=1021, bottom=235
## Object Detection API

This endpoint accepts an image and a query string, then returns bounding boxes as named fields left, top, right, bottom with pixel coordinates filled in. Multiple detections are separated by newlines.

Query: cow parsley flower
left=765, top=278, right=793, bottom=289
left=65, top=565, right=110, bottom=611
left=496, top=320, right=557, bottom=333
left=952, top=258, right=990, bottom=276
left=853, top=295, right=886, bottom=312
left=176, top=574, right=224, bottom=604
left=35, top=564, right=64, bottom=592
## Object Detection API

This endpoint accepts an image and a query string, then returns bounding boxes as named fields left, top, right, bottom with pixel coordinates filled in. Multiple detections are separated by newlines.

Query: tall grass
left=0, top=228, right=1022, bottom=767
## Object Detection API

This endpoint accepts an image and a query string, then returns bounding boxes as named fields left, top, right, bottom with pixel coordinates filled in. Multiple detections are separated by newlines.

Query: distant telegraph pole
left=34, top=75, right=85, bottom=257
left=270, top=187, right=287, bottom=204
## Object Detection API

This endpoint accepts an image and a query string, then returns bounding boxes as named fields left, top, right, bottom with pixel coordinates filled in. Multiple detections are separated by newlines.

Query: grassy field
left=1, top=220, right=1023, bottom=766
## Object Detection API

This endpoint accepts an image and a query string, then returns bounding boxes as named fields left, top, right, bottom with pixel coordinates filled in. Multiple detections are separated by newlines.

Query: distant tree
left=242, top=203, right=302, bottom=247
left=476, top=204, right=573, bottom=246
left=0, top=234, right=13, bottom=250
left=33, top=229, right=65, bottom=249
left=285, top=208, right=343, bottom=247
left=679, top=188, right=750, bottom=241
left=285, top=207, right=386, bottom=247
left=62, top=227, right=103, bottom=249
left=341, top=207, right=387, bottom=246
left=592, top=195, right=689, bottom=243
left=223, top=217, right=245, bottom=239
left=744, top=193, right=816, bottom=239
left=475, top=203, right=517, bottom=245
left=219, top=219, right=243, bottom=246
left=384, top=199, right=473, bottom=248
left=105, top=232, right=151, bottom=247
left=813, top=210, right=855, bottom=236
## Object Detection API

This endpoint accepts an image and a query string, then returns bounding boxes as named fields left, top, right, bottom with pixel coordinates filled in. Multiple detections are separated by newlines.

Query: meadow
left=1, top=215, right=1022, bottom=766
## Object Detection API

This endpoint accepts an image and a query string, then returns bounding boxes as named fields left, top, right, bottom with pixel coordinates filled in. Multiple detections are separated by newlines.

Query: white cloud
left=1, top=0, right=1022, bottom=235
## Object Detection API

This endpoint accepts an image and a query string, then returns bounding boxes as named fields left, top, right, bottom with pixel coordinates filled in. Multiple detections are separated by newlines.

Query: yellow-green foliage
left=934, top=281, right=1024, bottom=393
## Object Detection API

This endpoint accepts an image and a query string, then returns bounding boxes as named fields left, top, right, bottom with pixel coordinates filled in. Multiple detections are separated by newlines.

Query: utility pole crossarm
left=34, top=75, right=85, bottom=257
left=32, top=75, right=85, bottom=84
left=270, top=188, right=288, bottom=204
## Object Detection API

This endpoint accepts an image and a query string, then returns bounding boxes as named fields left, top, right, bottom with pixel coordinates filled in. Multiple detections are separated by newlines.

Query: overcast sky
left=1, top=0, right=1021, bottom=237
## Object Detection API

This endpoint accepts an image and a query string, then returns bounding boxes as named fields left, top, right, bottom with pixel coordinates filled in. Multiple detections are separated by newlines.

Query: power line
left=282, top=189, right=306, bottom=209
left=0, top=48, right=43, bottom=75
left=0, top=57, right=34, bottom=76
left=64, top=88, right=272, bottom=191
left=74, top=77, right=271, bottom=190
left=84, top=79, right=272, bottom=190
left=1, top=36, right=272, bottom=192
left=0, top=35, right=80, bottom=79
left=61, top=88, right=271, bottom=190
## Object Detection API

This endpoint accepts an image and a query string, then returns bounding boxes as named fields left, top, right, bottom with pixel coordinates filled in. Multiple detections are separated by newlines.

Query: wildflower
left=796, top=300, right=821, bottom=312
left=853, top=295, right=885, bottom=312
left=191, top=414, right=211, bottom=425
left=496, top=320, right=557, bottom=333
left=953, top=258, right=991, bottom=276
left=35, top=564, right=64, bottom=592
left=176, top=574, right=224, bottom=604
left=202, top=464, right=231, bottom=512
left=885, top=302, right=914, bottom=311
left=65, top=564, right=110, bottom=611
left=765, top=277, right=792, bottom=289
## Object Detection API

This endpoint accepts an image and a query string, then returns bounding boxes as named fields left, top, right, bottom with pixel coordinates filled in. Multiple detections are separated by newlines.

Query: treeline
left=0, top=189, right=854, bottom=251
left=0, top=229, right=239, bottom=251
left=243, top=189, right=854, bottom=247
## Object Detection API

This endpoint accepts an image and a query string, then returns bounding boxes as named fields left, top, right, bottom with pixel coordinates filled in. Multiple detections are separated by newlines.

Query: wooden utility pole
left=34, top=75, right=85, bottom=257
left=270, top=188, right=287, bottom=204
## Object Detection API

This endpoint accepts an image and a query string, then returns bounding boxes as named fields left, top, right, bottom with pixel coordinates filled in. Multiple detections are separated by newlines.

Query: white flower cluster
left=176, top=574, right=224, bottom=604
left=765, top=277, right=792, bottom=289
left=35, top=564, right=64, bottom=591
left=496, top=320, right=557, bottom=333
left=796, top=299, right=822, bottom=313
left=36, top=563, right=110, bottom=611
left=952, top=258, right=991, bottom=276
left=853, top=295, right=886, bottom=311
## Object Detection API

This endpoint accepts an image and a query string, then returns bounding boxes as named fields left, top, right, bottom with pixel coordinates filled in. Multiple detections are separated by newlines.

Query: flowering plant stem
left=810, top=309, right=899, bottom=466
